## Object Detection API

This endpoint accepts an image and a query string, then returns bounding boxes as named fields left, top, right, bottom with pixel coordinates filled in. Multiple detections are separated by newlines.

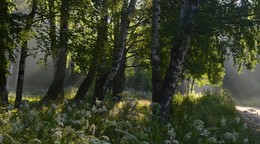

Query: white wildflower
left=73, top=120, right=82, bottom=125
left=67, top=106, right=72, bottom=111
left=243, top=138, right=249, bottom=143
left=243, top=123, right=248, bottom=129
left=234, top=117, right=241, bottom=124
left=89, top=124, right=96, bottom=135
left=52, top=131, right=63, bottom=140
left=86, top=119, right=89, bottom=129
left=208, top=137, right=217, bottom=143
left=58, top=122, right=64, bottom=127
left=89, top=136, right=100, bottom=144
left=51, top=104, right=57, bottom=109
left=30, top=109, right=37, bottom=116
left=0, top=119, right=7, bottom=125
left=12, top=123, right=23, bottom=133
left=92, top=106, right=97, bottom=113
left=96, top=100, right=102, bottom=106
left=167, top=127, right=176, bottom=140
left=220, top=118, right=226, bottom=127
left=201, top=129, right=211, bottom=137
left=192, top=119, right=204, bottom=132
left=101, top=135, right=110, bottom=141
left=172, top=140, right=180, bottom=144
left=79, top=100, right=83, bottom=104
left=86, top=111, right=92, bottom=118
left=101, top=106, right=108, bottom=112
left=185, top=132, right=192, bottom=140
left=224, top=132, right=237, bottom=142
left=232, top=132, right=239, bottom=141
left=80, top=109, right=86, bottom=115
left=166, top=123, right=171, bottom=128
left=218, top=140, right=225, bottom=144
left=61, top=113, right=68, bottom=120
left=76, top=130, right=86, bottom=138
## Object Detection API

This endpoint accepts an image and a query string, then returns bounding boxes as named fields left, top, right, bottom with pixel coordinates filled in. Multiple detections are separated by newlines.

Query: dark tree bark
left=151, top=0, right=161, bottom=103
left=15, top=0, right=37, bottom=108
left=112, top=50, right=127, bottom=99
left=98, top=0, right=137, bottom=101
left=15, top=42, right=27, bottom=108
left=74, top=0, right=109, bottom=103
left=48, top=0, right=58, bottom=78
left=0, top=1, right=11, bottom=106
left=41, top=0, right=69, bottom=104
left=159, top=0, right=200, bottom=118
left=0, top=49, right=8, bottom=106
left=73, top=65, right=96, bottom=102
left=93, top=72, right=109, bottom=103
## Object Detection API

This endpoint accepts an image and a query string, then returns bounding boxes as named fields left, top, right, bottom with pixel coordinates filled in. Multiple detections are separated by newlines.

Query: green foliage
left=172, top=90, right=259, bottom=144
left=2, top=90, right=260, bottom=143
left=126, top=67, right=152, bottom=91
left=159, top=0, right=260, bottom=86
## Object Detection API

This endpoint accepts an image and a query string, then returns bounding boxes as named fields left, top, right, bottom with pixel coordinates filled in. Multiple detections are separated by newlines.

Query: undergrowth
left=0, top=90, right=259, bottom=143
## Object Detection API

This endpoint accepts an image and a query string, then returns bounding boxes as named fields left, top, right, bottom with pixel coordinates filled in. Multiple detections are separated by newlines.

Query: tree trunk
left=93, top=72, right=109, bottom=103
left=73, top=65, right=96, bottom=102
left=48, top=0, right=58, bottom=78
left=0, top=48, right=8, bottom=106
left=159, top=0, right=200, bottom=118
left=151, top=0, right=161, bottom=103
left=112, top=7, right=125, bottom=99
left=75, top=0, right=109, bottom=103
left=0, top=1, right=9, bottom=106
left=15, top=0, right=37, bottom=108
left=15, top=42, right=27, bottom=108
left=41, top=0, right=69, bottom=104
left=112, top=50, right=127, bottom=99
left=99, top=0, right=137, bottom=101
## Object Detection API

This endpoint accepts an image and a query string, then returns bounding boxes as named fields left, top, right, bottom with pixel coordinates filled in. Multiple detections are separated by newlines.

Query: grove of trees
left=0, top=0, right=259, bottom=119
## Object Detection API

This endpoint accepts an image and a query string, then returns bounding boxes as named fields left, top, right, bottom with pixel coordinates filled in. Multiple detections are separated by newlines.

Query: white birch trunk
left=99, top=0, right=137, bottom=101
left=151, top=0, right=161, bottom=103
left=159, top=0, right=201, bottom=118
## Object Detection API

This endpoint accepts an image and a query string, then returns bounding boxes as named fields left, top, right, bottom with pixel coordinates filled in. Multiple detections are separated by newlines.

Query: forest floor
left=236, top=106, right=260, bottom=132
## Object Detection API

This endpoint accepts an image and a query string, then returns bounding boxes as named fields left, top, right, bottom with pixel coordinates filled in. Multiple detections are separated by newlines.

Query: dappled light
left=1, top=0, right=260, bottom=143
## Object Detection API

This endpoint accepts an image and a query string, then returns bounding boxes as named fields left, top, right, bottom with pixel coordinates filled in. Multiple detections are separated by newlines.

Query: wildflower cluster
left=0, top=90, right=258, bottom=143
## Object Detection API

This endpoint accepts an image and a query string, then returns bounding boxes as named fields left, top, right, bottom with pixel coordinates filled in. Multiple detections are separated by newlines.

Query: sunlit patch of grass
left=7, top=92, right=41, bottom=108
left=64, top=87, right=78, bottom=100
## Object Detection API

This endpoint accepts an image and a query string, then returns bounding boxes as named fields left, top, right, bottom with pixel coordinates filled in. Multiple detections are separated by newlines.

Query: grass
left=1, top=89, right=260, bottom=143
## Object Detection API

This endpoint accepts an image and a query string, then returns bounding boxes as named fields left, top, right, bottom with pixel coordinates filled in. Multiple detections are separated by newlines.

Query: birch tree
left=74, top=0, right=109, bottom=102
left=158, top=0, right=201, bottom=118
left=15, top=0, right=38, bottom=108
left=0, top=1, right=16, bottom=106
left=40, top=0, right=70, bottom=104
left=150, top=0, right=161, bottom=103
left=97, top=0, right=137, bottom=101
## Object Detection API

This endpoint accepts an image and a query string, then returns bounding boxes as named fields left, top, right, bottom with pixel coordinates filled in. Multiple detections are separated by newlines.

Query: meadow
left=1, top=89, right=260, bottom=144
